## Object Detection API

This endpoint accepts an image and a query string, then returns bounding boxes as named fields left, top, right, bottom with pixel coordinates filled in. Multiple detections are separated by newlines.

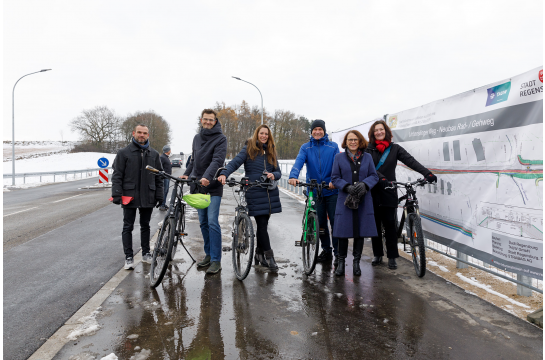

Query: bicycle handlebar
left=145, top=166, right=201, bottom=185
left=385, top=178, right=426, bottom=189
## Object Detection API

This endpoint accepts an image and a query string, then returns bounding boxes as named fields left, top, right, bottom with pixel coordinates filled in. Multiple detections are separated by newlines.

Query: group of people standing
left=112, top=108, right=437, bottom=277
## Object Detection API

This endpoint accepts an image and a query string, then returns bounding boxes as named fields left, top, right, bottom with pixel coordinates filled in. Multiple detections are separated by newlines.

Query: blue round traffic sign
left=98, top=157, right=109, bottom=168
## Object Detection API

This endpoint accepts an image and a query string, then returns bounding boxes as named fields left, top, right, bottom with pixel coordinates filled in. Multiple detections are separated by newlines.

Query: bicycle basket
left=182, top=194, right=211, bottom=209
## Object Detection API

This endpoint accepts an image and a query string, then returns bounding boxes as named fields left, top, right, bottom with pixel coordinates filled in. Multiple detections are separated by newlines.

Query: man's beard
left=137, top=137, right=147, bottom=144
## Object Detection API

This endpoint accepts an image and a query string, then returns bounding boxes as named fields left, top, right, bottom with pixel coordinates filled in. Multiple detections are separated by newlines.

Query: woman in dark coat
left=331, top=130, right=379, bottom=277
left=366, top=120, right=437, bottom=270
left=218, top=125, right=282, bottom=272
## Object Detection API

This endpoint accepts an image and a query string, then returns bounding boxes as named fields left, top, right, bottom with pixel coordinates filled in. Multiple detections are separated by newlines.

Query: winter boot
left=263, top=249, right=279, bottom=272
left=334, top=257, right=346, bottom=276
left=254, top=247, right=266, bottom=266
left=352, top=237, right=364, bottom=276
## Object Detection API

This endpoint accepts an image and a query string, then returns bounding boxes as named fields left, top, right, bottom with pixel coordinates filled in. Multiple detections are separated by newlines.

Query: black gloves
left=155, top=200, right=163, bottom=208
left=379, top=177, right=391, bottom=188
left=426, top=173, right=438, bottom=183
left=354, top=182, right=367, bottom=198
left=344, top=184, right=356, bottom=194
left=112, top=196, right=122, bottom=205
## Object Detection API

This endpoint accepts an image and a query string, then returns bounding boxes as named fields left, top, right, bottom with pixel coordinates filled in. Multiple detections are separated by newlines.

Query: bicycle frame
left=296, top=180, right=327, bottom=246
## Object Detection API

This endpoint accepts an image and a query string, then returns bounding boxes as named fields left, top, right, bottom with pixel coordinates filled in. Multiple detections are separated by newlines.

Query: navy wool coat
left=331, top=151, right=379, bottom=238
left=221, top=143, right=282, bottom=217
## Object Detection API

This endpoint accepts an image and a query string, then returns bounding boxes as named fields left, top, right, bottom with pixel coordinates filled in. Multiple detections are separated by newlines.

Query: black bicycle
left=385, top=178, right=427, bottom=277
left=146, top=165, right=199, bottom=288
left=295, top=180, right=328, bottom=275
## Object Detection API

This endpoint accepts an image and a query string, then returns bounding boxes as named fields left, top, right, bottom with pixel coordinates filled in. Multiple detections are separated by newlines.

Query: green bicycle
left=295, top=180, right=328, bottom=275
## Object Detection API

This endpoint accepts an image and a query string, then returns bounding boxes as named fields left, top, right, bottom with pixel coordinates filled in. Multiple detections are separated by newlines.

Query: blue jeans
left=162, top=178, right=170, bottom=206
left=197, top=195, right=222, bottom=262
left=316, top=194, right=338, bottom=256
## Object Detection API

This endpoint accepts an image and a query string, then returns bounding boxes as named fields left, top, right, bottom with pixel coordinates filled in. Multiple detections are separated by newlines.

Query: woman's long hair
left=247, top=124, right=278, bottom=166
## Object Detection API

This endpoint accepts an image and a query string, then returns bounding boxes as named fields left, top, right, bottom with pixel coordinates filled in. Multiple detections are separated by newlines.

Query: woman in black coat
left=331, top=130, right=379, bottom=276
left=366, top=120, right=437, bottom=270
left=218, top=125, right=282, bottom=272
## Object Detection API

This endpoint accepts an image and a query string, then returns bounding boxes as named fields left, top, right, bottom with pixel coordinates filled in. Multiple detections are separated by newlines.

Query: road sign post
left=98, top=157, right=110, bottom=185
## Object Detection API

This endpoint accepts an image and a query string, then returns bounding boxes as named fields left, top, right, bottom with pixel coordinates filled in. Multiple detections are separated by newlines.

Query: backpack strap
left=375, top=145, right=391, bottom=171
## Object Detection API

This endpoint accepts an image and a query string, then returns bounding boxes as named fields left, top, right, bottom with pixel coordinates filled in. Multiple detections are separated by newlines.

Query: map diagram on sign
left=477, top=202, right=543, bottom=241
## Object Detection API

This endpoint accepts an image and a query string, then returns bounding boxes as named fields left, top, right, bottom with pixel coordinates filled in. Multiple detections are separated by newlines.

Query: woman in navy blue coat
left=218, top=125, right=282, bottom=271
left=331, top=130, right=379, bottom=276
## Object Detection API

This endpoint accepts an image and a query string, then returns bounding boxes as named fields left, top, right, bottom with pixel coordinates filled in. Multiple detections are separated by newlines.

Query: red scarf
left=375, top=140, right=391, bottom=154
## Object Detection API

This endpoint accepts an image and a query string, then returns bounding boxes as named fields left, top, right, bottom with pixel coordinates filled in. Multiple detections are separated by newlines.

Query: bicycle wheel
left=381, top=223, right=388, bottom=257
left=302, top=211, right=319, bottom=275
left=150, top=217, right=176, bottom=288
left=232, top=213, right=255, bottom=280
left=409, top=213, right=426, bottom=277
left=170, top=206, right=184, bottom=261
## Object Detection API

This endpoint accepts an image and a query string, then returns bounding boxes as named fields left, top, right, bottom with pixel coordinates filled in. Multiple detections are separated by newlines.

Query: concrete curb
left=28, top=229, right=160, bottom=360
left=527, top=308, right=543, bottom=328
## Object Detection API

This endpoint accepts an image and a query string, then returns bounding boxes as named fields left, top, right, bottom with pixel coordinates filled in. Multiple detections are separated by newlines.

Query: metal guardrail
left=3, top=167, right=113, bottom=184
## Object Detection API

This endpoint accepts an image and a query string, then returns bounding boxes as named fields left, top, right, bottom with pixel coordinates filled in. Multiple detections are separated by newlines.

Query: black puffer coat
left=221, top=143, right=282, bottom=216
left=184, top=121, right=227, bottom=196
left=366, top=142, right=431, bottom=208
left=112, top=141, right=164, bottom=208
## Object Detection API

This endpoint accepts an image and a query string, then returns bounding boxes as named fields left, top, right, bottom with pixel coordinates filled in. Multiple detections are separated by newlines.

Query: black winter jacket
left=184, top=121, right=227, bottom=196
left=366, top=142, right=430, bottom=207
left=112, top=141, right=164, bottom=208
left=221, top=143, right=282, bottom=216
left=160, top=153, right=172, bottom=175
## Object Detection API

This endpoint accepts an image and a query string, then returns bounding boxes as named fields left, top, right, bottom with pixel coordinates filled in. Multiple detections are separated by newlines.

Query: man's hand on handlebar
left=180, top=175, right=188, bottom=180
left=201, top=178, right=210, bottom=186
left=288, top=178, right=299, bottom=186
left=328, top=182, right=334, bottom=189
left=218, top=175, right=227, bottom=185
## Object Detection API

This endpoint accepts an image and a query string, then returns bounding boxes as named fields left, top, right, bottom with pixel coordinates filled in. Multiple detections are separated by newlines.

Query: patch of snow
left=129, top=349, right=151, bottom=360
left=456, top=273, right=530, bottom=308
left=67, top=309, right=101, bottom=340
left=100, top=354, right=118, bottom=360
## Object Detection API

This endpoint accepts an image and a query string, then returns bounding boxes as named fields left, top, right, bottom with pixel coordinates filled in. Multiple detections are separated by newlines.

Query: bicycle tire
left=232, top=213, right=255, bottom=280
left=302, top=211, right=319, bottom=275
left=150, top=217, right=176, bottom=288
left=409, top=213, right=426, bottom=277
left=381, top=223, right=388, bottom=257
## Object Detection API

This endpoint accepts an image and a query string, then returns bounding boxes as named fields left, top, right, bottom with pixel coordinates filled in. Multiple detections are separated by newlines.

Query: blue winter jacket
left=221, top=143, right=282, bottom=217
left=288, top=134, right=340, bottom=197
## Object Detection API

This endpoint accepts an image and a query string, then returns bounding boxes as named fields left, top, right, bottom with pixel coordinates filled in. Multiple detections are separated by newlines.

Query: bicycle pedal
left=294, top=241, right=302, bottom=247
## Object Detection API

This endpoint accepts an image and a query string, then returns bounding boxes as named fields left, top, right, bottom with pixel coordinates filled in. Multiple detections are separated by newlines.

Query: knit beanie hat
left=310, top=119, right=326, bottom=133
left=162, top=145, right=171, bottom=153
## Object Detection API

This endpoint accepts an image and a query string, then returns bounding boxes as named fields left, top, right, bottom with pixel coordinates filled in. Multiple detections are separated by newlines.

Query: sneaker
left=159, top=205, right=167, bottom=211
left=316, top=250, right=333, bottom=263
left=124, top=257, right=134, bottom=270
left=142, top=253, right=152, bottom=264
left=206, top=261, right=222, bottom=274
left=197, top=255, right=211, bottom=268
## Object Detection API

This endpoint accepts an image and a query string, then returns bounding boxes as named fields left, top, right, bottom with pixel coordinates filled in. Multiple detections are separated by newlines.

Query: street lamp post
left=12, top=69, right=52, bottom=185
left=232, top=77, right=263, bottom=125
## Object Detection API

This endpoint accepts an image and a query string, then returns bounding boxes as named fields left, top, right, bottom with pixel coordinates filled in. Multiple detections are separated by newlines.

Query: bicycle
left=295, top=180, right=328, bottom=276
left=145, top=165, right=199, bottom=288
left=215, top=169, right=274, bottom=280
left=385, top=178, right=427, bottom=277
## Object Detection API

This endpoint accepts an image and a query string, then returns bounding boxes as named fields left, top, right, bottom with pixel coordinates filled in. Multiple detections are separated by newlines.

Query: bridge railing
left=3, top=167, right=113, bottom=185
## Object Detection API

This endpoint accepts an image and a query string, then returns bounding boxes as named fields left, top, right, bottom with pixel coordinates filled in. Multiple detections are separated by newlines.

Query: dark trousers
left=122, top=207, right=153, bottom=259
left=162, top=178, right=170, bottom=206
left=316, top=194, right=339, bottom=256
left=254, top=215, right=272, bottom=253
left=371, top=206, right=399, bottom=259
left=338, top=237, right=365, bottom=259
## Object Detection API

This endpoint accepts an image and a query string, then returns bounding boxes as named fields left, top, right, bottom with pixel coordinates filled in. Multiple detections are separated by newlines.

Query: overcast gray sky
left=3, top=0, right=542, bottom=154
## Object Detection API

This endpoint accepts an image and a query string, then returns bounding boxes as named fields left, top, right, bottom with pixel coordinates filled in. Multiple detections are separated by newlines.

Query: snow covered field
left=3, top=141, right=75, bottom=161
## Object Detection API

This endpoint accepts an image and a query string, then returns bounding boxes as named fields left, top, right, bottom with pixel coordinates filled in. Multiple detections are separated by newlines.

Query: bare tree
left=70, top=106, right=122, bottom=152
left=122, top=110, right=172, bottom=152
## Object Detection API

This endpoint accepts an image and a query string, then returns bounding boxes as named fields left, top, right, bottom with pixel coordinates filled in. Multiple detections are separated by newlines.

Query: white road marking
left=4, top=207, right=39, bottom=217
left=52, top=194, right=84, bottom=203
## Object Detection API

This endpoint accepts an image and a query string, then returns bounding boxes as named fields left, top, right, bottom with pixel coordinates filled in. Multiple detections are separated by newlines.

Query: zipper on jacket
left=264, top=154, right=272, bottom=215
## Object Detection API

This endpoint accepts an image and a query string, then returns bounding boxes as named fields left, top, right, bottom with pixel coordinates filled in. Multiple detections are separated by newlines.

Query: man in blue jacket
left=289, top=120, right=340, bottom=265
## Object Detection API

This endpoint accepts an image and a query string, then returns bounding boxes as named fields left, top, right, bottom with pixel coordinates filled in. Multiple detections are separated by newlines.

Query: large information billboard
left=388, top=67, right=543, bottom=279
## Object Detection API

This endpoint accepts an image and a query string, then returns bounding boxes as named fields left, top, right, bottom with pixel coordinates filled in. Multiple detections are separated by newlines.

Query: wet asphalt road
left=52, top=181, right=542, bottom=360
left=3, top=169, right=185, bottom=360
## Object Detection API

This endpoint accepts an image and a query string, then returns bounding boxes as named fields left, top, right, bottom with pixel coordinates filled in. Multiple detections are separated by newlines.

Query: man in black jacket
left=112, top=124, right=164, bottom=270
left=181, top=109, right=227, bottom=274
left=159, top=145, right=172, bottom=211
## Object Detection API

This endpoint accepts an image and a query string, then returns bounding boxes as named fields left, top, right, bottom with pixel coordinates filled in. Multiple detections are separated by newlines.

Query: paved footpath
left=31, top=183, right=542, bottom=360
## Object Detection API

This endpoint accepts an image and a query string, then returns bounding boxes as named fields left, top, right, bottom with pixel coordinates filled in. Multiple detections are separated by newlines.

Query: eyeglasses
left=346, top=139, right=359, bottom=143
